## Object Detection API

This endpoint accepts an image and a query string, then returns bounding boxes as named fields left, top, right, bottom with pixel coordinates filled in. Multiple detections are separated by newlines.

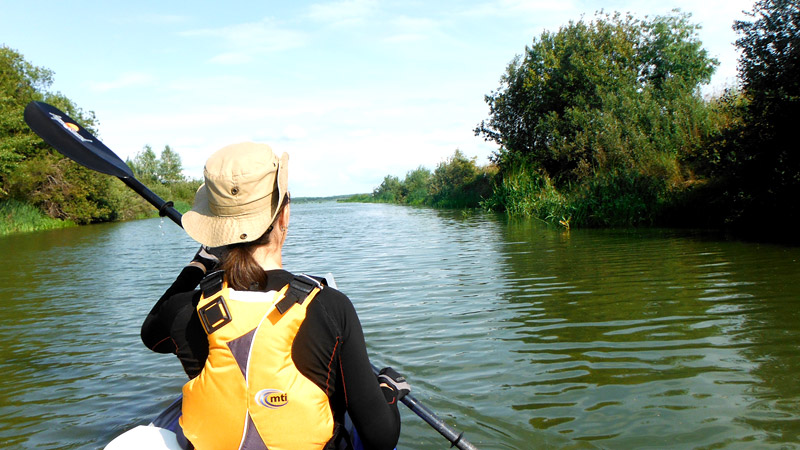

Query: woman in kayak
left=141, top=142, right=407, bottom=450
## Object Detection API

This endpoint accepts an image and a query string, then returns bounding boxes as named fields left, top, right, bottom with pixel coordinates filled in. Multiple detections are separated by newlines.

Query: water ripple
left=2, top=207, right=800, bottom=448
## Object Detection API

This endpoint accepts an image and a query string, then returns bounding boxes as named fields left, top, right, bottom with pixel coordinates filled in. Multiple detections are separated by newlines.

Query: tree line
left=345, top=150, right=495, bottom=209
left=359, top=1, right=799, bottom=235
left=2, top=1, right=797, bottom=236
left=0, top=45, right=199, bottom=232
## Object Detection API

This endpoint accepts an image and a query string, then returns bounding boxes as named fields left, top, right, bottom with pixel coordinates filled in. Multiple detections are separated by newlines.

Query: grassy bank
left=0, top=186, right=195, bottom=237
left=0, top=199, right=75, bottom=236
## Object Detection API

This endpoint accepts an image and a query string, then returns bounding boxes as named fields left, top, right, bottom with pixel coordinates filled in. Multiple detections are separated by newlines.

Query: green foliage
left=735, top=0, right=800, bottom=115
left=373, top=175, right=403, bottom=202
left=340, top=193, right=373, bottom=203
left=0, top=45, right=116, bottom=226
left=159, top=145, right=185, bottom=183
left=0, top=45, right=197, bottom=230
left=477, top=11, right=717, bottom=179
left=360, top=151, right=496, bottom=209
left=128, top=145, right=159, bottom=183
left=127, top=144, right=185, bottom=184
left=429, top=150, right=493, bottom=208
left=483, top=166, right=570, bottom=224
left=5, top=153, right=121, bottom=224
left=726, top=0, right=800, bottom=229
left=1, top=46, right=95, bottom=195
left=401, top=166, right=431, bottom=205
left=0, top=48, right=48, bottom=185
left=475, top=11, right=728, bottom=227
left=570, top=170, right=668, bottom=227
left=0, top=199, right=73, bottom=235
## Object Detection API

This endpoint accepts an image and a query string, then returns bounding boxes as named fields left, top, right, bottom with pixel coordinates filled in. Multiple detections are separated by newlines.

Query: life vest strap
left=275, top=274, right=322, bottom=315
left=200, top=270, right=225, bottom=298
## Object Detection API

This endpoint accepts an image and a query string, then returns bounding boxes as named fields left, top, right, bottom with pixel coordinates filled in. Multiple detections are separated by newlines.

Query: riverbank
left=0, top=199, right=75, bottom=235
left=0, top=195, right=349, bottom=237
left=0, top=198, right=196, bottom=237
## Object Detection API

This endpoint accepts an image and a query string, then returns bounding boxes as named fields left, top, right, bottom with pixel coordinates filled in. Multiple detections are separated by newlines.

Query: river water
left=0, top=202, right=798, bottom=449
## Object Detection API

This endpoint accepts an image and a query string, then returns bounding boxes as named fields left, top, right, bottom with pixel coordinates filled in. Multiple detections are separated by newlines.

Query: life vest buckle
left=275, top=274, right=322, bottom=315
left=199, top=297, right=232, bottom=334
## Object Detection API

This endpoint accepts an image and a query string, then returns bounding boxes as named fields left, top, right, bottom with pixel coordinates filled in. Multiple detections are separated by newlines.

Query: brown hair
left=221, top=194, right=290, bottom=290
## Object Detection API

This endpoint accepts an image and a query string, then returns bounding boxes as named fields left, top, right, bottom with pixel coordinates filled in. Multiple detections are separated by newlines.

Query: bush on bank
left=357, top=5, right=798, bottom=234
left=474, top=11, right=721, bottom=227
left=0, top=45, right=200, bottom=235
left=346, top=150, right=498, bottom=209
left=0, top=199, right=74, bottom=235
left=474, top=5, right=800, bottom=231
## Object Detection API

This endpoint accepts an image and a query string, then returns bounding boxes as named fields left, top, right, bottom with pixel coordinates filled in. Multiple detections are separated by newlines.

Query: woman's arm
left=336, top=298, right=402, bottom=450
left=141, top=246, right=219, bottom=353
left=140, top=266, right=209, bottom=378
left=141, top=266, right=205, bottom=353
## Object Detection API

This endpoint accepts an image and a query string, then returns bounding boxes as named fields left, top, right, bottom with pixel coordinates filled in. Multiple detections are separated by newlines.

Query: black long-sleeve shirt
left=141, top=267, right=400, bottom=450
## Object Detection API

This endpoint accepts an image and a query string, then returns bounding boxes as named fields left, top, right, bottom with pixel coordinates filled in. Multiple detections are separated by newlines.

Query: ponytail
left=220, top=194, right=290, bottom=291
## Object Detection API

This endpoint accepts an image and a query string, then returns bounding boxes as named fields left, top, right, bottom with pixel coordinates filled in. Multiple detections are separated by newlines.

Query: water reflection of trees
left=494, top=220, right=800, bottom=446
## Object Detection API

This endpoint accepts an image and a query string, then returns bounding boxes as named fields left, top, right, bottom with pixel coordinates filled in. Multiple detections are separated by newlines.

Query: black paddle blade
left=24, top=101, right=134, bottom=178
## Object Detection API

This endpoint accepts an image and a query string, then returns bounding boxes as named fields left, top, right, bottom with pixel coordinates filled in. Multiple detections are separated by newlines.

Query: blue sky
left=2, top=0, right=755, bottom=196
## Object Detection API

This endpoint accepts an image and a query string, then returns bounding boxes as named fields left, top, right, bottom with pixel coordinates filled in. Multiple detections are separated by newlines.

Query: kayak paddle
left=24, top=100, right=480, bottom=450
left=23, top=101, right=182, bottom=225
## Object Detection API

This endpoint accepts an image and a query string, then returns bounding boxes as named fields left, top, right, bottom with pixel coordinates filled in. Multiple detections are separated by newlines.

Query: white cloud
left=88, top=73, right=155, bottom=92
left=180, top=18, right=308, bottom=64
left=282, top=124, right=308, bottom=140
left=383, top=15, right=444, bottom=43
left=307, top=0, right=377, bottom=26
left=134, top=13, right=189, bottom=25
left=462, top=0, right=577, bottom=18
left=209, top=52, right=255, bottom=64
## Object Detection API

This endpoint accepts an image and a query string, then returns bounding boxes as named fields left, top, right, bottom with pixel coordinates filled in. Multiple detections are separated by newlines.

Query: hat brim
left=183, top=152, right=289, bottom=248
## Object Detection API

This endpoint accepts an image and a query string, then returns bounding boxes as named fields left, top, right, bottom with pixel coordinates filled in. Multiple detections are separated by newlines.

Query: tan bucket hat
left=182, top=142, right=289, bottom=247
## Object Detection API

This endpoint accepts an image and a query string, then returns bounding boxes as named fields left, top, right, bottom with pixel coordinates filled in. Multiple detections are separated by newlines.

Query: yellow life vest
left=181, top=273, right=334, bottom=450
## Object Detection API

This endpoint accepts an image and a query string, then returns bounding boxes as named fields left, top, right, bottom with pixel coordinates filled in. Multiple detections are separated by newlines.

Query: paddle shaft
left=370, top=364, right=479, bottom=450
left=25, top=100, right=479, bottom=449
left=119, top=175, right=183, bottom=226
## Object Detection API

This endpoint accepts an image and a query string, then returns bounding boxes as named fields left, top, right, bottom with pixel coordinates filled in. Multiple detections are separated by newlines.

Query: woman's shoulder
left=260, top=270, right=358, bottom=316
left=314, top=282, right=354, bottom=309
left=273, top=271, right=352, bottom=304
left=307, top=280, right=360, bottom=332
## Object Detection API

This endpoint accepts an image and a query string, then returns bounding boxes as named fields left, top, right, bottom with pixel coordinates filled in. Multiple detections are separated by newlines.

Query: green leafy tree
left=430, top=150, right=478, bottom=200
left=729, top=0, right=800, bottom=227
left=158, top=145, right=185, bottom=183
left=1, top=46, right=96, bottom=194
left=373, top=175, right=403, bottom=202
left=475, top=11, right=723, bottom=226
left=128, top=145, right=185, bottom=184
left=6, top=153, right=116, bottom=223
left=362, top=152, right=495, bottom=209
left=402, top=166, right=431, bottom=205
left=0, top=45, right=123, bottom=224
left=429, top=150, right=493, bottom=208
left=476, top=10, right=717, bottom=183
left=0, top=46, right=50, bottom=186
left=128, top=145, right=159, bottom=183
